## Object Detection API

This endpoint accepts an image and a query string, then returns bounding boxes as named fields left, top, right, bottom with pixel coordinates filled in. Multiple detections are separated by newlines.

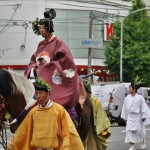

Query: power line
left=57, top=0, right=131, bottom=9
left=57, top=2, right=129, bottom=17
left=0, top=4, right=21, bottom=34
left=58, top=1, right=127, bottom=9
left=0, top=4, right=17, bottom=7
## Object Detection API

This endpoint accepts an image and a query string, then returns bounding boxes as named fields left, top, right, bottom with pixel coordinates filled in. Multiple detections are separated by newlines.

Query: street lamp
left=120, top=7, right=149, bottom=82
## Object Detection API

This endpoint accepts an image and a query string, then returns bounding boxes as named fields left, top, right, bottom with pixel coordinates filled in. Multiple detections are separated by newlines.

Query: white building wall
left=144, top=0, right=150, bottom=6
left=0, top=0, right=45, bottom=65
left=0, top=0, right=131, bottom=67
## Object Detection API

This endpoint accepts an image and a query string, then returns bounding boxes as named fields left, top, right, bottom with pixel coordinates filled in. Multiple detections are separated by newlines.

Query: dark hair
left=40, top=9, right=56, bottom=34
left=129, top=81, right=140, bottom=92
left=39, top=18, right=54, bottom=33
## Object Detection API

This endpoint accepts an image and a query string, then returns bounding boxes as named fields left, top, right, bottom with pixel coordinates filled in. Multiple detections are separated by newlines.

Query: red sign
left=104, top=22, right=113, bottom=41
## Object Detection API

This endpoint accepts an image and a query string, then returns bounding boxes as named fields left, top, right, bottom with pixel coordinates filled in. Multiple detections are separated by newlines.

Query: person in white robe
left=121, top=82, right=150, bottom=150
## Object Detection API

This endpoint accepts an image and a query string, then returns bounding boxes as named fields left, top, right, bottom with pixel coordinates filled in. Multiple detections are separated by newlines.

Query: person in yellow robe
left=7, top=78, right=84, bottom=150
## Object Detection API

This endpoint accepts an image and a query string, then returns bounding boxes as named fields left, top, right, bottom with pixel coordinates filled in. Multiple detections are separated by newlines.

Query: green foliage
left=122, top=0, right=131, bottom=1
left=32, top=18, right=41, bottom=35
left=84, top=79, right=91, bottom=93
left=32, top=18, right=40, bottom=28
left=105, top=0, right=150, bottom=86
left=134, top=75, right=144, bottom=86
left=5, top=112, right=10, bottom=119
left=36, top=78, right=51, bottom=92
left=131, top=0, right=146, bottom=11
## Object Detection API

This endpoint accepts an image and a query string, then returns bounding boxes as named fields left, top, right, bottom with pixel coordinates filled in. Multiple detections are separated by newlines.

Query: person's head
left=39, top=19, right=54, bottom=37
left=33, top=78, right=51, bottom=106
left=129, top=81, right=139, bottom=94
left=32, top=9, right=56, bottom=36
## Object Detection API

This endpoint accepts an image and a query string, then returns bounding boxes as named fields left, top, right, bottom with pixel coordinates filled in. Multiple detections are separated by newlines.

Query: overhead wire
left=0, top=24, right=14, bottom=33
left=57, top=2, right=130, bottom=17
left=57, top=0, right=131, bottom=9
left=0, top=4, right=21, bottom=34
left=0, top=4, right=17, bottom=7
left=0, top=2, right=149, bottom=30
left=0, top=0, right=132, bottom=29
left=0, top=1, right=149, bottom=55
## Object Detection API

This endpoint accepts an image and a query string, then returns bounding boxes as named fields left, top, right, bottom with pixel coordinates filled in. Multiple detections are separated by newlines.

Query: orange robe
left=7, top=103, right=84, bottom=150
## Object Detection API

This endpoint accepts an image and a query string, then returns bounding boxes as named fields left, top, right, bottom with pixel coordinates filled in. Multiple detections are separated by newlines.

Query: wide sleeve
left=24, top=54, right=37, bottom=79
left=50, top=40, right=76, bottom=80
left=92, top=98, right=111, bottom=138
left=91, top=97, right=111, bottom=150
left=140, top=96, right=150, bottom=119
left=121, top=98, right=128, bottom=121
left=24, top=40, right=43, bottom=79
left=57, top=107, right=84, bottom=150
left=7, top=111, right=35, bottom=150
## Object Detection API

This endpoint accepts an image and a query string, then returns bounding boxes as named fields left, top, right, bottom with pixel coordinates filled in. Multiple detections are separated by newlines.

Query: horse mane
left=0, top=70, right=15, bottom=100
left=8, top=70, right=35, bottom=106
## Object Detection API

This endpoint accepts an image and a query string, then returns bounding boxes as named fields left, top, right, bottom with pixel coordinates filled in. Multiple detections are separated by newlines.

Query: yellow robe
left=91, top=96, right=111, bottom=150
left=7, top=103, right=84, bottom=150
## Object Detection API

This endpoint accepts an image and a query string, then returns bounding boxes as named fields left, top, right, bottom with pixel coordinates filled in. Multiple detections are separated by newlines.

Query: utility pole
left=87, top=11, right=94, bottom=76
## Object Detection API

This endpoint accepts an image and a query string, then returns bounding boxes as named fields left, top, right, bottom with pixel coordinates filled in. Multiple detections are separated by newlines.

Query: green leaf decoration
left=5, top=112, right=10, bottom=119
left=134, top=75, right=143, bottom=86
left=36, top=78, right=51, bottom=92
left=84, top=79, right=91, bottom=93
left=32, top=18, right=41, bottom=35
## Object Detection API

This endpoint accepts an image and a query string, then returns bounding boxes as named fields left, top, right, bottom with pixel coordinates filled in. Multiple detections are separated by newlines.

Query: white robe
left=121, top=93, right=150, bottom=143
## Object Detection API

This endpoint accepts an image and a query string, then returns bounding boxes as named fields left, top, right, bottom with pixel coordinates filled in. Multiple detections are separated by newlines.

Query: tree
left=122, top=0, right=131, bottom=1
left=105, top=0, right=150, bottom=86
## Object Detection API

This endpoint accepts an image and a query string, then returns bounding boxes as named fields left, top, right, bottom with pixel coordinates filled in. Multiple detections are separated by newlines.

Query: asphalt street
left=1, top=126, right=150, bottom=150
left=107, top=126, right=150, bottom=150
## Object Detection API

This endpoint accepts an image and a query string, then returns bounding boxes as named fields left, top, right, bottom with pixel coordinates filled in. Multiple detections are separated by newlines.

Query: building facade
left=0, top=0, right=131, bottom=80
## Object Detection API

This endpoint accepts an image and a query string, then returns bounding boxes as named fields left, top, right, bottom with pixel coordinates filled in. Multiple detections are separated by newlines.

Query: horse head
left=0, top=69, right=36, bottom=133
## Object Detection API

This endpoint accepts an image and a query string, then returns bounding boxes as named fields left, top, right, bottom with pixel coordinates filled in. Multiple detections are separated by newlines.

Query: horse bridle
left=0, top=94, right=12, bottom=121
left=0, top=95, right=7, bottom=120
left=0, top=94, right=8, bottom=150
left=0, top=93, right=31, bottom=150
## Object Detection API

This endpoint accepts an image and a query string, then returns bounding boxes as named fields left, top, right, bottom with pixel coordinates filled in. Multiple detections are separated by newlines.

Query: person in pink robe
left=24, top=9, right=79, bottom=121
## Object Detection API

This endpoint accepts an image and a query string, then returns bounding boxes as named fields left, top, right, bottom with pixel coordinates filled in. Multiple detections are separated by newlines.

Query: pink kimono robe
left=25, top=37, right=79, bottom=112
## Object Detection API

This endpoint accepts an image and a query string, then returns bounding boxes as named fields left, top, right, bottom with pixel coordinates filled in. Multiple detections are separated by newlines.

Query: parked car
left=108, top=84, right=150, bottom=126
left=107, top=83, right=129, bottom=126
left=91, top=82, right=120, bottom=112
left=137, top=87, right=150, bottom=108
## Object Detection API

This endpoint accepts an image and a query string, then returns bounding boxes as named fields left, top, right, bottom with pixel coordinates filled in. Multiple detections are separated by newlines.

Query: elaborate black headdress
left=32, top=9, right=56, bottom=35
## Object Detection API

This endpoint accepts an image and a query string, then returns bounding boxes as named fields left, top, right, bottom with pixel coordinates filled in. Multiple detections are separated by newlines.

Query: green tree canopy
left=105, top=0, right=150, bottom=86
left=122, top=0, right=131, bottom=2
